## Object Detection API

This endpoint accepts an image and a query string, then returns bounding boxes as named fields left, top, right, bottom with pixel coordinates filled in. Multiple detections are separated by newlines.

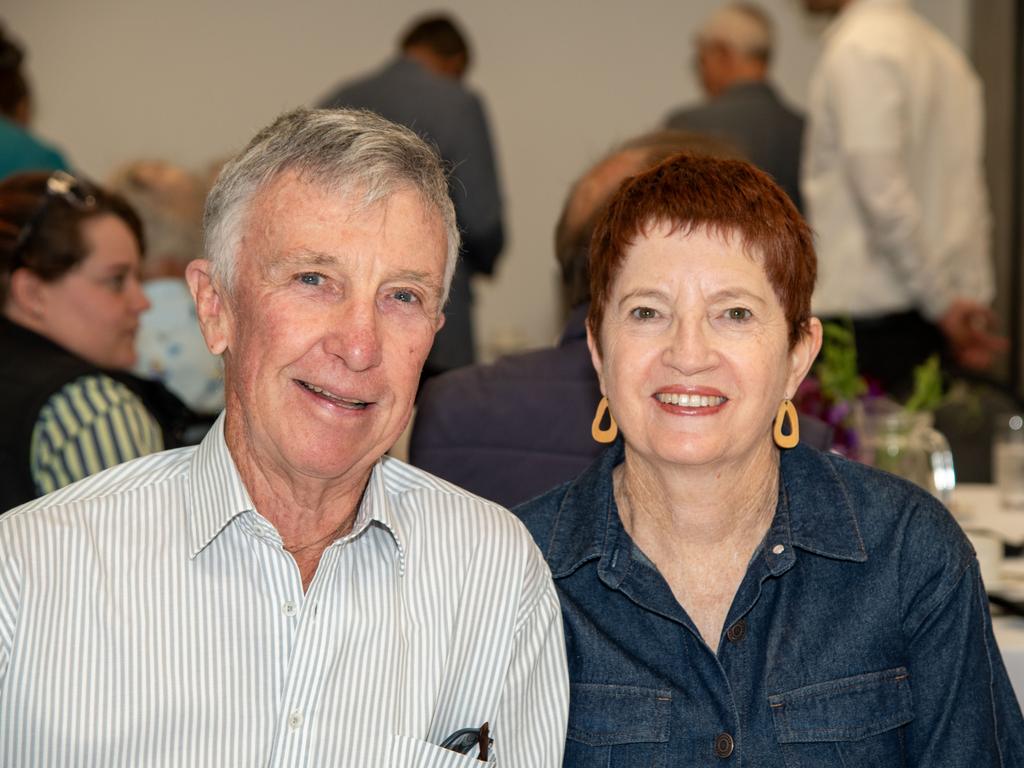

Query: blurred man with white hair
left=664, top=3, right=804, bottom=210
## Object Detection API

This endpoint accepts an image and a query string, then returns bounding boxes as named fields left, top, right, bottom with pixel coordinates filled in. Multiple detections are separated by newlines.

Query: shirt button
left=288, top=709, right=303, bottom=730
left=714, top=731, right=735, bottom=758
left=282, top=600, right=297, bottom=617
left=771, top=544, right=785, bottom=555
left=726, top=618, right=747, bottom=643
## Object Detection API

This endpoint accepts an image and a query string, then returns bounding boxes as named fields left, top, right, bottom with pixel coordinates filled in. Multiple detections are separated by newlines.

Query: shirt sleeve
left=491, top=547, right=570, bottom=766
left=29, top=374, right=164, bottom=495
left=901, top=511, right=1024, bottom=764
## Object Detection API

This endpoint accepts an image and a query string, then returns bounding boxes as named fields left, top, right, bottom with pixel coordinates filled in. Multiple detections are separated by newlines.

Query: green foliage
left=815, top=321, right=867, bottom=403
left=904, top=354, right=944, bottom=413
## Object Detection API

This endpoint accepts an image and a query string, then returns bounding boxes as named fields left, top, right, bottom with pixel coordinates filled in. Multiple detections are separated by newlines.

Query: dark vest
left=0, top=318, right=191, bottom=512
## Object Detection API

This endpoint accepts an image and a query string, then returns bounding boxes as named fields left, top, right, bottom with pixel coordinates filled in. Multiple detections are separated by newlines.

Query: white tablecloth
left=952, top=483, right=1024, bottom=710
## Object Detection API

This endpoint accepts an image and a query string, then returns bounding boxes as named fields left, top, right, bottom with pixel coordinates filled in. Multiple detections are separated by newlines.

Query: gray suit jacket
left=665, top=81, right=804, bottom=212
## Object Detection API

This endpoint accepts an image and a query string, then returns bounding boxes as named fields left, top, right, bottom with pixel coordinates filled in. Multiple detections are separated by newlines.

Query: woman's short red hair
left=587, top=152, right=816, bottom=350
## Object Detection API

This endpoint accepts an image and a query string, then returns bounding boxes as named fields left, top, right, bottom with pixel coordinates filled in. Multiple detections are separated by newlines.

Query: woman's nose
left=662, top=318, right=718, bottom=374
left=129, top=279, right=151, bottom=314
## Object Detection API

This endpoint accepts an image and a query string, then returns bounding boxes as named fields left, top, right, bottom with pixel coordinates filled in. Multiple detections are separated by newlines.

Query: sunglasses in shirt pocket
left=564, top=683, right=671, bottom=768
left=768, top=666, right=914, bottom=767
left=389, top=733, right=492, bottom=765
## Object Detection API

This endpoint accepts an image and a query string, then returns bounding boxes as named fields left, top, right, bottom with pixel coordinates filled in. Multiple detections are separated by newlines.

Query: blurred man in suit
left=664, top=3, right=803, bottom=211
left=319, top=14, right=504, bottom=378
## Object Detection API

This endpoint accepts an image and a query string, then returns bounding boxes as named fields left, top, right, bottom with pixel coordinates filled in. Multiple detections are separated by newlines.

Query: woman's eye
left=726, top=307, right=752, bottom=321
left=107, top=275, right=127, bottom=292
left=297, top=272, right=325, bottom=286
left=631, top=306, right=658, bottom=320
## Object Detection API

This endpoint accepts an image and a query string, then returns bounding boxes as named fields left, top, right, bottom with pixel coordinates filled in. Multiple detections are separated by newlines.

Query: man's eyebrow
left=276, top=249, right=339, bottom=267
left=389, top=269, right=445, bottom=297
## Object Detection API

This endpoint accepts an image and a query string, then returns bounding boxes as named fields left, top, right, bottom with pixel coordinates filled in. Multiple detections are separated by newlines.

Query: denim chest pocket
left=564, top=683, right=671, bottom=768
left=768, top=667, right=914, bottom=768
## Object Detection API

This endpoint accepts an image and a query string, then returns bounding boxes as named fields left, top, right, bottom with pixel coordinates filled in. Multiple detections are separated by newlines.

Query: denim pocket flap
left=567, top=683, right=672, bottom=746
left=768, top=667, right=914, bottom=743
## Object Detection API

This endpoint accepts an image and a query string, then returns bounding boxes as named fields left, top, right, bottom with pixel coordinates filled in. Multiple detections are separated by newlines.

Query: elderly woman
left=516, top=154, right=1023, bottom=765
left=0, top=171, right=185, bottom=511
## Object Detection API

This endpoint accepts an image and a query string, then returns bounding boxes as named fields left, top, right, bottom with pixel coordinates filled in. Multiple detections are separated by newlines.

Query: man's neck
left=224, top=412, right=373, bottom=590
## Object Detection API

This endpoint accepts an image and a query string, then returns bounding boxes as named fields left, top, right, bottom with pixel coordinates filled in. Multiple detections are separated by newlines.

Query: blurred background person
left=516, top=153, right=1023, bottom=765
left=0, top=171, right=185, bottom=511
left=108, top=159, right=224, bottom=416
left=411, top=130, right=829, bottom=507
left=0, top=24, right=69, bottom=180
left=664, top=3, right=803, bottom=211
left=802, top=0, right=1004, bottom=397
left=318, top=14, right=504, bottom=379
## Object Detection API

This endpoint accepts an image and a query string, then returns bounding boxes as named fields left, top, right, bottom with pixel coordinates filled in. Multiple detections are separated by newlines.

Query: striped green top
left=29, top=374, right=163, bottom=496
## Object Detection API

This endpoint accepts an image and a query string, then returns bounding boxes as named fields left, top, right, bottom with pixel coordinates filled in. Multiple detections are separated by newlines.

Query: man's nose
left=325, top=300, right=384, bottom=372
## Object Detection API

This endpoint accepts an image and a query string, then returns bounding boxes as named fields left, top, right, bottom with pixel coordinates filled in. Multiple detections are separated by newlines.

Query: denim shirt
left=514, top=440, right=1024, bottom=767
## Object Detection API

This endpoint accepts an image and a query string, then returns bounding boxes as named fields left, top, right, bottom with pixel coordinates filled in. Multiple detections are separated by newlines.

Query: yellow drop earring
left=591, top=396, right=619, bottom=444
left=773, top=399, right=799, bottom=449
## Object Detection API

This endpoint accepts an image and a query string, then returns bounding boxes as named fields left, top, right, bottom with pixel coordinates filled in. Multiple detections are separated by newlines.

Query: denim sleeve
left=903, top=550, right=1024, bottom=765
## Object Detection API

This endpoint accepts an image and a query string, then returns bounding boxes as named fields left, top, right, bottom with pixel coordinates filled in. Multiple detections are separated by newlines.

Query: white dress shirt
left=0, top=416, right=569, bottom=766
left=802, top=0, right=993, bottom=321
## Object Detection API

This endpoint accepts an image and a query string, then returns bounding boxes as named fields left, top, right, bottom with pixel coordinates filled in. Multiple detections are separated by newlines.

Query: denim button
left=714, top=732, right=734, bottom=758
left=726, top=619, right=747, bottom=643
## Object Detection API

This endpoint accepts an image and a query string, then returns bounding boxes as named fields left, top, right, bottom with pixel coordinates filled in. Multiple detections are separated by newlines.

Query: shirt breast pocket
left=564, top=683, right=671, bottom=768
left=768, top=667, right=914, bottom=768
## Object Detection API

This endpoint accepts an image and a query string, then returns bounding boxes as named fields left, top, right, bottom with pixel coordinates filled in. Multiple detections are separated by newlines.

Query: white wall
left=6, top=0, right=967, bottom=356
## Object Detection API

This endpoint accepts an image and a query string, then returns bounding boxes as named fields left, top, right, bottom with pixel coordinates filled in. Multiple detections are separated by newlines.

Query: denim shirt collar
left=542, top=440, right=867, bottom=583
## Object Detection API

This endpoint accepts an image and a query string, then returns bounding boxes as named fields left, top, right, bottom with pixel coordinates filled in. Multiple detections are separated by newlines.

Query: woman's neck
left=616, top=440, right=780, bottom=554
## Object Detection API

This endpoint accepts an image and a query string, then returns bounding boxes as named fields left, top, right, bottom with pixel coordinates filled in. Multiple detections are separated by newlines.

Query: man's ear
left=586, top=323, right=607, bottom=396
left=185, top=259, right=231, bottom=355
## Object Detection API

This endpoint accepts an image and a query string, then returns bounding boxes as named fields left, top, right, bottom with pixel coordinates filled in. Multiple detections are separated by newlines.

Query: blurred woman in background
left=0, top=171, right=186, bottom=511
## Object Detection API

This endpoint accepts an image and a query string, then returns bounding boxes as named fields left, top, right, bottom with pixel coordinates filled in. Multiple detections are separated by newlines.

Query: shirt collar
left=542, top=441, right=866, bottom=580
left=187, top=414, right=407, bottom=571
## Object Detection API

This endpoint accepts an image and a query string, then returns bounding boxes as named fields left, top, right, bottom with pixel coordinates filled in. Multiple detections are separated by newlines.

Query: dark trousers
left=820, top=310, right=945, bottom=399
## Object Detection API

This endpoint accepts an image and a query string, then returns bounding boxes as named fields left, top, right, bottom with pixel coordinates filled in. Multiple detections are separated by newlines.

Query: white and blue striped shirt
left=0, top=416, right=569, bottom=766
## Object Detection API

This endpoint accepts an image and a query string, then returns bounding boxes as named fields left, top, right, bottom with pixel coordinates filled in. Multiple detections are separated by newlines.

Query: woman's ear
left=185, top=259, right=231, bottom=356
left=786, top=318, right=823, bottom=397
left=7, top=268, right=49, bottom=321
left=586, top=323, right=607, bottom=396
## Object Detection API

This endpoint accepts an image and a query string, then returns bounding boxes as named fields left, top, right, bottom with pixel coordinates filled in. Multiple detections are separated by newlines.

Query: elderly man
left=0, top=109, right=567, bottom=765
left=664, top=3, right=804, bottom=211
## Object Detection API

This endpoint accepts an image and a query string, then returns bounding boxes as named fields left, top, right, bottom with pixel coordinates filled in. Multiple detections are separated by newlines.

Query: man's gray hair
left=698, top=3, right=774, bottom=63
left=204, top=107, right=460, bottom=305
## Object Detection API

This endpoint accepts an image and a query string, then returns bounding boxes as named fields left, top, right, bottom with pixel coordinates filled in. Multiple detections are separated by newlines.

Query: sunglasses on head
left=10, top=171, right=98, bottom=271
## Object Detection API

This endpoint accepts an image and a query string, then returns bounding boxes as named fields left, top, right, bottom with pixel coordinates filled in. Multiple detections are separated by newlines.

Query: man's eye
left=392, top=289, right=418, bottom=304
left=631, top=306, right=658, bottom=320
left=726, top=307, right=752, bottom=321
left=297, top=272, right=325, bottom=286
